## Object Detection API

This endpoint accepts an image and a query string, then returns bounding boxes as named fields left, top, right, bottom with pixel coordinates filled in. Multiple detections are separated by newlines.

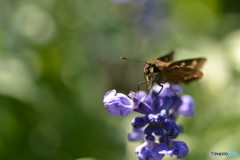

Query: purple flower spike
left=103, top=90, right=133, bottom=116
left=103, top=83, right=195, bottom=159
left=178, top=95, right=195, bottom=117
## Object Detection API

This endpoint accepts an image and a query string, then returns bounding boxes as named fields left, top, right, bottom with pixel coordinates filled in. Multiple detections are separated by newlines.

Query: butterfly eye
left=149, top=64, right=156, bottom=68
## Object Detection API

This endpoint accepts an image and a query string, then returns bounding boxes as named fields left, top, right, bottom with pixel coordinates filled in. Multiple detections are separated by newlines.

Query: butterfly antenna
left=120, top=57, right=145, bottom=63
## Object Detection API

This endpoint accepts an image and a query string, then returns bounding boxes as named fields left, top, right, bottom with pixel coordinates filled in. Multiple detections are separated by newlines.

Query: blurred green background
left=1, top=0, right=240, bottom=160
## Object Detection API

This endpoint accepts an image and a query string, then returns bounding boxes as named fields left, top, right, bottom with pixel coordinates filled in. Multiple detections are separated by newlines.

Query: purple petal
left=147, top=114, right=158, bottom=123
left=145, top=134, right=155, bottom=141
left=172, top=141, right=189, bottom=158
left=158, top=150, right=174, bottom=157
left=157, top=141, right=189, bottom=158
left=163, top=119, right=178, bottom=130
left=154, top=83, right=175, bottom=97
left=170, top=84, right=183, bottom=93
left=135, top=141, right=165, bottom=160
left=103, top=89, right=116, bottom=101
left=144, top=124, right=154, bottom=135
left=156, top=96, right=173, bottom=112
left=178, top=95, right=195, bottom=117
left=129, top=91, right=148, bottom=107
left=131, top=116, right=147, bottom=129
left=153, top=125, right=163, bottom=135
left=134, top=102, right=153, bottom=114
left=103, top=90, right=133, bottom=116
left=135, top=91, right=147, bottom=101
left=158, top=146, right=174, bottom=157
left=117, top=93, right=133, bottom=105
left=128, top=128, right=145, bottom=141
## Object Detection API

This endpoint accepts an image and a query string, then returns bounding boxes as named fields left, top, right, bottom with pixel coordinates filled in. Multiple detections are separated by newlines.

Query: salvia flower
left=103, top=83, right=195, bottom=159
left=103, top=89, right=133, bottom=116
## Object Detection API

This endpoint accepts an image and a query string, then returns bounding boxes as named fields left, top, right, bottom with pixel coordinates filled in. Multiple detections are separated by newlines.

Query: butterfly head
left=144, top=60, right=164, bottom=81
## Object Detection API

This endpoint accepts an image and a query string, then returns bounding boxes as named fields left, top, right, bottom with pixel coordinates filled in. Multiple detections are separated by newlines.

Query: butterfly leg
left=138, top=81, right=149, bottom=101
left=153, top=83, right=163, bottom=102
left=148, top=83, right=163, bottom=108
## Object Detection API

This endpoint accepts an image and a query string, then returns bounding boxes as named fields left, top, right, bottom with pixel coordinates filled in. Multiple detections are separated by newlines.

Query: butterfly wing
left=167, top=66, right=204, bottom=84
left=157, top=51, right=174, bottom=62
left=168, top=58, right=206, bottom=69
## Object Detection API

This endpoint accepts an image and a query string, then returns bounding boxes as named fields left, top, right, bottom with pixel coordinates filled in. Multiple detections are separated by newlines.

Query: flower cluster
left=103, top=83, right=195, bottom=160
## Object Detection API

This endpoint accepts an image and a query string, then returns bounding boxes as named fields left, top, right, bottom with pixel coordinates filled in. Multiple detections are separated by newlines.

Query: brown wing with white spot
left=168, top=58, right=206, bottom=69
left=167, top=67, right=204, bottom=84
left=157, top=51, right=174, bottom=62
